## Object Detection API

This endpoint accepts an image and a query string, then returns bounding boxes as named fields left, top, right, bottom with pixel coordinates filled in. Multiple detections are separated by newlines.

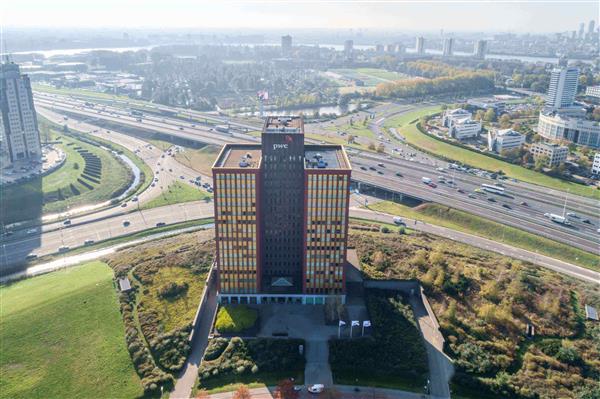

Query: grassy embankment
left=1, top=129, right=131, bottom=225
left=174, top=145, right=221, bottom=175
left=0, top=261, right=143, bottom=399
left=384, top=107, right=599, bottom=200
left=141, top=181, right=212, bottom=210
left=369, top=201, right=599, bottom=272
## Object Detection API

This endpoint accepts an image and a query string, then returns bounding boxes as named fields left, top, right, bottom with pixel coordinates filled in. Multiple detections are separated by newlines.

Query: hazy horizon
left=1, top=1, right=598, bottom=33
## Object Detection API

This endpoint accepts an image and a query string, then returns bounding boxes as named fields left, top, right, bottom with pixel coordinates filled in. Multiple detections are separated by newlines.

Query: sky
left=1, top=1, right=598, bottom=33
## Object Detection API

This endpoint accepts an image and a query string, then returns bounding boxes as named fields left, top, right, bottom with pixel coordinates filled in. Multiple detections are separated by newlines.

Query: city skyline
left=1, top=1, right=598, bottom=33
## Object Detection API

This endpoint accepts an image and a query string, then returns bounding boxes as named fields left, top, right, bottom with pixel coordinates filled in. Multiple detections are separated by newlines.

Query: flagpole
left=338, top=323, right=341, bottom=339
left=350, top=324, right=353, bottom=338
left=362, top=324, right=365, bottom=337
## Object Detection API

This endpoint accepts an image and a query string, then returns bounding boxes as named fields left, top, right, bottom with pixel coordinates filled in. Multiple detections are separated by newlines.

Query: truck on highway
left=544, top=213, right=571, bottom=225
left=421, top=177, right=432, bottom=184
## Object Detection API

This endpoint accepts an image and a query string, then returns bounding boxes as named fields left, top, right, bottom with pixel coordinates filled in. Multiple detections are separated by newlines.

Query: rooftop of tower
left=263, top=116, right=304, bottom=134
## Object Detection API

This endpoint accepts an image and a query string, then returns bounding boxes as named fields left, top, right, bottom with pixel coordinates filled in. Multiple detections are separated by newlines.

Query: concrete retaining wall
left=189, top=263, right=217, bottom=342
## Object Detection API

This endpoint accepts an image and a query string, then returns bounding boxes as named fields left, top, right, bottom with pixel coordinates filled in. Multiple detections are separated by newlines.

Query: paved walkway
left=304, top=339, right=333, bottom=387
left=409, top=296, right=453, bottom=399
left=207, top=385, right=430, bottom=398
left=171, top=283, right=218, bottom=399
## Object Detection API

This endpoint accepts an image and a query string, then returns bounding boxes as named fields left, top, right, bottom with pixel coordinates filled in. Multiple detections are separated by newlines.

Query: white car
left=308, top=384, right=324, bottom=394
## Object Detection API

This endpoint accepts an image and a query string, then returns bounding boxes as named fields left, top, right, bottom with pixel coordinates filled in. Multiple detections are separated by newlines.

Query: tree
left=347, top=134, right=355, bottom=144
left=499, top=114, right=511, bottom=128
left=368, top=142, right=376, bottom=151
left=196, top=390, right=210, bottom=399
left=483, top=108, right=496, bottom=122
left=274, top=379, right=299, bottom=399
left=474, top=110, right=485, bottom=121
left=534, top=155, right=548, bottom=171
left=376, top=143, right=385, bottom=153
left=233, top=385, right=252, bottom=399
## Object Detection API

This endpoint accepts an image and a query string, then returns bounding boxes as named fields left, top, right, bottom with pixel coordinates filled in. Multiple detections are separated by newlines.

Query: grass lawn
left=1, top=129, right=131, bottom=225
left=383, top=107, right=599, bottom=199
left=0, top=261, right=143, bottom=399
left=326, top=122, right=375, bottom=139
left=330, top=68, right=407, bottom=86
left=141, top=181, right=211, bottom=210
left=369, top=201, right=600, bottom=272
left=174, top=145, right=221, bottom=176
left=215, top=305, right=258, bottom=333
left=354, top=67, right=409, bottom=82
left=147, top=138, right=174, bottom=151
left=200, top=372, right=303, bottom=394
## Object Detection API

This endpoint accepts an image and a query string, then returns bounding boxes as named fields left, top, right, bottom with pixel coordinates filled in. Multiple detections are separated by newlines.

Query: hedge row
left=117, top=288, right=174, bottom=395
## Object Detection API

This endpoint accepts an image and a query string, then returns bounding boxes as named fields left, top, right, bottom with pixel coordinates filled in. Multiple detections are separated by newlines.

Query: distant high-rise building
left=588, top=20, right=596, bottom=35
left=578, top=22, right=585, bottom=39
left=343, top=39, right=354, bottom=60
left=397, top=44, right=406, bottom=55
left=571, top=31, right=577, bottom=40
left=281, top=35, right=292, bottom=56
left=442, top=38, right=454, bottom=56
left=546, top=66, right=579, bottom=109
left=0, top=62, right=41, bottom=166
left=386, top=44, right=396, bottom=53
left=375, top=44, right=384, bottom=53
left=474, top=40, right=487, bottom=59
left=416, top=36, right=425, bottom=55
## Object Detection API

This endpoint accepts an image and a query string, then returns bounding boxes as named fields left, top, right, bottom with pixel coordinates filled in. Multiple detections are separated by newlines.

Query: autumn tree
left=233, top=385, right=252, bottom=399
left=196, top=390, right=210, bottom=399
left=274, top=379, right=299, bottom=399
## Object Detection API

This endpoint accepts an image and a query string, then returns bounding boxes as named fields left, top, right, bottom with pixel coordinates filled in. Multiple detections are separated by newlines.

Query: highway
left=31, top=92, right=600, bottom=254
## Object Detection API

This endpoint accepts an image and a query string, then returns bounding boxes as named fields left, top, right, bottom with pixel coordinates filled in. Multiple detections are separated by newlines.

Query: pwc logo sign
left=273, top=135, right=294, bottom=150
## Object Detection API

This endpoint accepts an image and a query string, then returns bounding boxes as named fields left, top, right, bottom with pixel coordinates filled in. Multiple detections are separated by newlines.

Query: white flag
left=339, top=320, right=346, bottom=327
left=351, top=320, right=360, bottom=327
left=363, top=320, right=371, bottom=327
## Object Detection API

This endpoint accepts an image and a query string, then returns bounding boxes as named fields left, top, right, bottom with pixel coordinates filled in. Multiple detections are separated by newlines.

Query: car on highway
left=457, top=188, right=465, bottom=193
left=156, top=222, right=166, bottom=227
left=132, top=196, right=139, bottom=202
left=360, top=166, right=367, bottom=171
left=468, top=193, right=476, bottom=199
left=179, top=127, right=184, bottom=130
left=428, top=182, right=437, bottom=188
left=369, top=166, right=376, bottom=171
left=582, top=219, right=592, bottom=225
left=121, top=203, right=128, bottom=207
left=207, top=187, right=213, bottom=193
left=123, top=220, right=131, bottom=227
left=520, top=201, right=528, bottom=206
left=25, top=254, right=38, bottom=260
left=377, top=170, right=384, bottom=175
left=58, top=246, right=70, bottom=253
left=502, top=204, right=511, bottom=209
left=395, top=172, right=403, bottom=177
left=84, top=239, right=95, bottom=246
left=393, top=216, right=406, bottom=225
left=308, top=384, right=324, bottom=394
left=566, top=212, right=579, bottom=219
left=63, top=219, right=72, bottom=226
left=377, top=163, right=385, bottom=168
left=487, top=197, right=496, bottom=202
left=26, top=228, right=38, bottom=235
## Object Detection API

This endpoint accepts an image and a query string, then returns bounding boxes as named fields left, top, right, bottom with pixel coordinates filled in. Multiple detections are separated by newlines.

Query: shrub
left=158, top=281, right=189, bottom=299
left=380, top=226, right=390, bottom=233
left=215, top=305, right=258, bottom=333
left=204, top=337, right=228, bottom=361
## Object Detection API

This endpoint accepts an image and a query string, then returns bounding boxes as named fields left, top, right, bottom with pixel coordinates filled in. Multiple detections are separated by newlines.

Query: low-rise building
left=442, top=108, right=472, bottom=127
left=537, top=109, right=600, bottom=148
left=592, top=152, right=600, bottom=175
left=488, top=128, right=525, bottom=153
left=529, top=142, right=569, bottom=167
left=448, top=117, right=482, bottom=140
left=585, top=85, right=600, bottom=100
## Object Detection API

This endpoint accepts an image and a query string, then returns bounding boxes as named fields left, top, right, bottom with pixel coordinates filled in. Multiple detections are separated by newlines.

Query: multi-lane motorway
left=31, top=91, right=600, bottom=254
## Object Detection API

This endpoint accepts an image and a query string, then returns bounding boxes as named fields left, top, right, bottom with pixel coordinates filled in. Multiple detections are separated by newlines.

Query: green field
left=330, top=68, right=408, bottom=86
left=369, top=201, right=600, bottom=272
left=326, top=122, right=375, bottom=139
left=141, top=181, right=211, bottom=210
left=174, top=145, right=221, bottom=176
left=0, top=261, right=143, bottom=399
left=1, top=129, right=132, bottom=225
left=384, top=107, right=599, bottom=200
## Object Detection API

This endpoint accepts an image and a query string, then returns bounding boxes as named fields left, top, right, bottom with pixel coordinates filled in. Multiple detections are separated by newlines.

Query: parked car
left=156, top=222, right=166, bottom=227
left=84, top=239, right=95, bottom=245
left=63, top=219, right=71, bottom=226
left=308, top=384, right=324, bottom=394
left=123, top=220, right=131, bottom=227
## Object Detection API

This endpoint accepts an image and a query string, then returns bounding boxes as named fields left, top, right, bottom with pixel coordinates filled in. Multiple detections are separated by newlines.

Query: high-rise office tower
left=343, top=39, right=354, bottom=60
left=546, top=66, right=579, bottom=109
left=588, top=20, right=596, bottom=35
left=415, top=36, right=425, bottom=55
left=474, top=40, right=487, bottom=59
left=212, top=116, right=351, bottom=304
left=442, top=38, right=454, bottom=56
left=578, top=23, right=585, bottom=39
left=281, top=35, right=292, bottom=56
left=0, top=62, right=41, bottom=166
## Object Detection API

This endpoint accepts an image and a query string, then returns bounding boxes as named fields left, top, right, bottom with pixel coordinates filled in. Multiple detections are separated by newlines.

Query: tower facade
left=546, top=67, right=579, bottom=109
left=212, top=116, right=351, bottom=304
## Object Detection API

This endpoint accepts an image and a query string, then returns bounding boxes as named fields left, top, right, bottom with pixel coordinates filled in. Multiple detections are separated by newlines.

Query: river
left=237, top=102, right=366, bottom=117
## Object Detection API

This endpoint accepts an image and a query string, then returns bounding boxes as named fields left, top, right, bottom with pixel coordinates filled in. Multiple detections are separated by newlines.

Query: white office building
left=546, top=67, right=579, bottom=109
left=442, top=108, right=472, bottom=127
left=0, top=62, right=41, bottom=166
left=344, top=40, right=354, bottom=60
left=474, top=40, right=487, bottom=59
left=592, top=152, right=600, bottom=175
left=449, top=118, right=482, bottom=140
left=529, top=142, right=569, bottom=167
left=585, top=85, right=600, bottom=99
left=488, top=128, right=525, bottom=153
left=538, top=109, right=600, bottom=148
